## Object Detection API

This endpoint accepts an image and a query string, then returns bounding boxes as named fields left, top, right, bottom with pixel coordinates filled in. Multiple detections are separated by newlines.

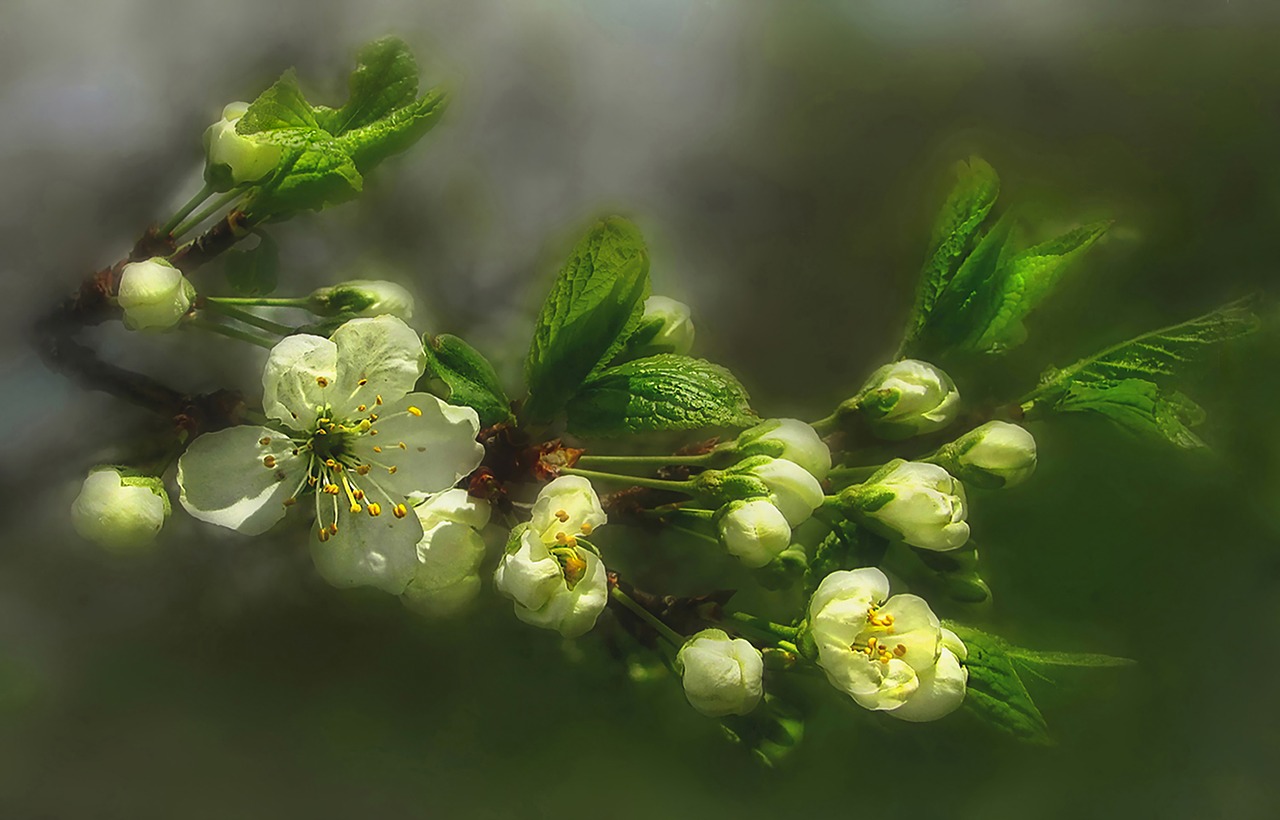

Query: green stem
left=576, top=452, right=719, bottom=470
left=827, top=464, right=882, bottom=485
left=200, top=300, right=293, bottom=336
left=183, top=317, right=275, bottom=349
left=206, top=296, right=312, bottom=309
left=172, top=187, right=245, bottom=239
left=665, top=522, right=721, bottom=547
left=810, top=412, right=841, bottom=435
left=560, top=466, right=694, bottom=495
left=728, top=611, right=800, bottom=642
left=610, top=588, right=686, bottom=648
left=159, top=182, right=215, bottom=236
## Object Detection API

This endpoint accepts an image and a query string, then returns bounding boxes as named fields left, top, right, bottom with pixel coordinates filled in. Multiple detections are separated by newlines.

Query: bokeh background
left=3, top=1, right=1280, bottom=817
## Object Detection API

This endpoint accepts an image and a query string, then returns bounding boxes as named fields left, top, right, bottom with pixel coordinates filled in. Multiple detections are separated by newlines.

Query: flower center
left=850, top=606, right=906, bottom=664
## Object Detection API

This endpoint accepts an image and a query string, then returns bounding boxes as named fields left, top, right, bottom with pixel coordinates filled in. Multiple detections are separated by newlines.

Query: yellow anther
left=259, top=437, right=272, bottom=446
left=393, top=504, right=408, bottom=519
left=328, top=523, right=339, bottom=535
left=397, top=442, right=407, bottom=450
left=372, top=446, right=383, bottom=453
left=353, top=489, right=365, bottom=500
left=263, top=455, right=277, bottom=468
left=283, top=497, right=297, bottom=507
left=307, top=476, right=318, bottom=486
left=356, top=464, right=371, bottom=476
left=580, top=522, right=594, bottom=535
left=358, top=378, right=368, bottom=386
left=369, top=429, right=379, bottom=436
left=325, top=459, right=338, bottom=468
left=867, top=637, right=878, bottom=649
left=317, top=527, right=330, bottom=543
left=554, top=531, right=578, bottom=547
left=367, top=503, right=383, bottom=517
left=407, top=406, right=422, bottom=417
left=357, top=404, right=367, bottom=412
left=554, top=509, right=570, bottom=523
left=375, top=395, right=383, bottom=406
left=893, top=644, right=907, bottom=657
left=316, top=376, right=329, bottom=387
left=358, top=420, right=372, bottom=432
left=350, top=504, right=362, bottom=514
left=315, top=428, right=327, bottom=436
left=369, top=413, right=379, bottom=421
left=388, top=466, right=398, bottom=475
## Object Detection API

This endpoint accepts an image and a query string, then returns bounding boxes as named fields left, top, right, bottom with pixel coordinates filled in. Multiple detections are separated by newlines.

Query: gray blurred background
left=3, top=1, right=1280, bottom=817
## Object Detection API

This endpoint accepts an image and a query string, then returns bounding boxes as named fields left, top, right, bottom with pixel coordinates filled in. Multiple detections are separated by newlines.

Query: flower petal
left=330, top=316, right=426, bottom=417
left=530, top=476, right=607, bottom=541
left=809, top=567, right=890, bottom=621
left=309, top=501, right=423, bottom=594
left=874, top=593, right=942, bottom=672
left=493, top=529, right=562, bottom=611
left=177, top=426, right=305, bottom=535
left=889, top=646, right=968, bottom=722
left=513, top=547, right=608, bottom=638
left=262, top=334, right=337, bottom=431
left=412, top=519, right=487, bottom=588
left=354, top=393, right=483, bottom=498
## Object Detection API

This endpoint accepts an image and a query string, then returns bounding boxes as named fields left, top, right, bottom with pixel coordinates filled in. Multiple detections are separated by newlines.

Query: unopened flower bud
left=308, top=280, right=415, bottom=321
left=717, top=498, right=792, bottom=568
left=845, top=359, right=959, bottom=440
left=401, top=489, right=491, bottom=618
left=71, top=467, right=169, bottom=552
left=733, top=418, right=831, bottom=480
left=840, top=460, right=969, bottom=551
left=116, top=258, right=195, bottom=331
left=698, top=456, right=824, bottom=528
left=632, top=295, right=695, bottom=355
left=203, top=102, right=283, bottom=190
left=934, top=421, right=1037, bottom=489
left=675, top=629, right=764, bottom=717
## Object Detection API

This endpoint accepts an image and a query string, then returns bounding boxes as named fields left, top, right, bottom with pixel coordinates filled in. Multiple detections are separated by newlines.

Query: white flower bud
left=203, top=102, right=283, bottom=190
left=939, top=421, right=1037, bottom=489
left=843, top=460, right=969, bottom=551
left=308, top=280, right=416, bottom=321
left=71, top=467, right=169, bottom=552
left=675, top=629, right=764, bottom=717
left=717, top=499, right=792, bottom=568
left=741, top=457, right=824, bottom=527
left=401, top=489, right=491, bottom=618
left=116, top=258, right=195, bottom=331
left=636, top=295, right=695, bottom=355
left=734, top=418, right=831, bottom=480
left=850, top=359, right=960, bottom=439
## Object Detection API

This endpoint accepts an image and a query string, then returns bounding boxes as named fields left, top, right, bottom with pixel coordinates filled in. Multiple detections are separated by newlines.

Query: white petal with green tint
left=352, top=393, right=483, bottom=499
left=178, top=425, right=306, bottom=535
left=309, top=498, right=424, bottom=594
left=262, top=334, right=337, bottom=431
left=330, top=316, right=426, bottom=418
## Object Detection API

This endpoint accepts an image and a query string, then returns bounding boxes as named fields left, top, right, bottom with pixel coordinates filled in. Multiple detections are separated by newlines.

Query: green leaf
left=319, top=36, right=420, bottom=135
left=944, top=624, right=1051, bottom=745
left=1050, top=378, right=1207, bottom=449
left=922, top=213, right=1014, bottom=349
left=243, top=128, right=363, bottom=219
left=337, top=92, right=448, bottom=174
left=222, top=233, right=279, bottom=296
left=1043, top=300, right=1260, bottom=389
left=902, top=157, right=1000, bottom=350
left=524, top=217, right=651, bottom=424
left=1007, top=649, right=1136, bottom=670
left=421, top=334, right=514, bottom=428
left=565, top=354, right=755, bottom=437
left=719, top=694, right=804, bottom=768
left=966, top=221, right=1111, bottom=352
left=237, top=70, right=319, bottom=134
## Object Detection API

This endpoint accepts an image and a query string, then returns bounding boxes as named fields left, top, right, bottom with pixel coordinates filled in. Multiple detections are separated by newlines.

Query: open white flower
left=938, top=421, right=1037, bottom=489
left=177, top=315, right=484, bottom=594
left=117, top=258, right=195, bottom=331
left=809, top=568, right=957, bottom=716
left=717, top=498, right=792, bottom=568
left=309, top=279, right=416, bottom=321
left=493, top=476, right=608, bottom=638
left=401, top=489, right=491, bottom=617
left=733, top=418, right=832, bottom=481
left=203, top=101, right=283, bottom=190
left=71, top=467, right=169, bottom=552
left=676, top=629, right=764, bottom=717
left=850, top=359, right=960, bottom=440
left=841, top=460, right=969, bottom=551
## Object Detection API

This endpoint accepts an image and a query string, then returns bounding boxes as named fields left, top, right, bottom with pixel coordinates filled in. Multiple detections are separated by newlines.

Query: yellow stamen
left=316, top=377, right=329, bottom=387
left=317, top=527, right=330, bottom=543
left=388, top=466, right=397, bottom=475
left=357, top=404, right=367, bottom=412
left=358, top=378, right=368, bottom=386
left=372, top=446, right=382, bottom=453
left=580, top=522, right=594, bottom=535
left=259, top=437, right=272, bottom=446
left=356, top=464, right=371, bottom=476
left=328, top=523, right=339, bottom=536
left=393, top=504, right=408, bottom=519
left=375, top=395, right=383, bottom=406
left=407, top=406, right=422, bottom=417
left=263, top=455, right=277, bottom=468
left=367, top=503, right=382, bottom=517
left=554, top=509, right=570, bottom=523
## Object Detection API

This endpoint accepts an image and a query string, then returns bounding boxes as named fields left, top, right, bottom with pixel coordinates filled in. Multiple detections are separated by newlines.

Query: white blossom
left=71, top=467, right=169, bottom=552
left=177, top=316, right=483, bottom=594
left=676, top=629, right=764, bottom=717
left=717, top=498, right=792, bottom=568
left=740, top=457, right=824, bottom=527
left=734, top=418, right=831, bottom=480
left=843, top=460, right=969, bottom=551
left=309, top=279, right=416, bottom=321
left=809, top=568, right=965, bottom=720
left=493, top=476, right=609, bottom=638
left=116, top=258, right=194, bottom=331
left=941, top=421, right=1037, bottom=489
left=203, top=101, right=283, bottom=189
left=853, top=359, right=960, bottom=439
left=401, top=489, right=491, bottom=617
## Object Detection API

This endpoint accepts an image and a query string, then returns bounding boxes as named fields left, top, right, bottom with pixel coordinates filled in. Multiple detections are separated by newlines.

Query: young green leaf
left=319, top=36, right=420, bottom=135
left=222, top=233, right=279, bottom=296
left=565, top=354, right=755, bottom=437
left=244, top=129, right=363, bottom=219
left=237, top=70, right=320, bottom=134
left=1048, top=378, right=1207, bottom=450
left=901, top=157, right=1000, bottom=352
left=523, top=217, right=651, bottom=424
left=719, top=694, right=805, bottom=769
left=966, top=221, right=1111, bottom=352
left=945, top=623, right=1052, bottom=745
left=921, top=213, right=1014, bottom=350
left=1006, top=648, right=1135, bottom=670
left=421, top=334, right=514, bottom=428
left=337, top=92, right=448, bottom=174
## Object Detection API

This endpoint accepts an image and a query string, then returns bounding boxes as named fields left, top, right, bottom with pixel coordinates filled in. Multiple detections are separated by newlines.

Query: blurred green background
left=2, top=1, right=1279, bottom=817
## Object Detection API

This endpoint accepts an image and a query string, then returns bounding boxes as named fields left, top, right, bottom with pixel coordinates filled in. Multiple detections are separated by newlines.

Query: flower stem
left=159, top=182, right=214, bottom=237
left=827, top=464, right=882, bottom=486
left=810, top=412, right=841, bottom=435
left=172, top=187, right=246, bottom=239
left=728, top=611, right=800, bottom=642
left=206, top=296, right=312, bottom=308
left=610, top=588, right=685, bottom=648
left=665, top=521, right=721, bottom=547
left=183, top=317, right=275, bottom=349
left=559, top=466, right=694, bottom=495
left=576, top=452, right=719, bottom=470
left=200, top=300, right=294, bottom=336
